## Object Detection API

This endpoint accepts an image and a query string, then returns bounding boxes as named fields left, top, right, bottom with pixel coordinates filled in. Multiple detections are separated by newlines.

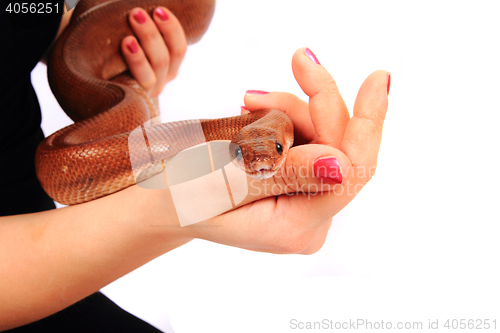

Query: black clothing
left=6, top=292, right=162, bottom=333
left=1, top=4, right=162, bottom=332
left=0, top=1, right=61, bottom=215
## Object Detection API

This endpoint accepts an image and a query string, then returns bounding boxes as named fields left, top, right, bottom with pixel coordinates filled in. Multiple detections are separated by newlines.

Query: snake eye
left=276, top=142, right=283, bottom=155
left=235, top=146, right=243, bottom=161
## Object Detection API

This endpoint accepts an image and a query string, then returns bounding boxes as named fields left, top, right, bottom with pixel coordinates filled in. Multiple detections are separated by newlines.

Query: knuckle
left=285, top=93, right=303, bottom=110
left=275, top=156, right=300, bottom=194
left=150, top=87, right=163, bottom=98
left=324, top=77, right=339, bottom=94
left=315, top=77, right=338, bottom=97
left=152, top=55, right=170, bottom=70
left=144, top=31, right=158, bottom=43
left=166, top=70, right=179, bottom=82
left=127, top=51, right=144, bottom=65
left=139, top=27, right=158, bottom=43
left=141, top=77, right=156, bottom=92
left=360, top=114, right=384, bottom=139
left=171, top=43, right=187, bottom=59
left=374, top=101, right=389, bottom=122
left=342, top=133, right=365, bottom=153
left=126, top=56, right=146, bottom=72
left=345, top=116, right=382, bottom=149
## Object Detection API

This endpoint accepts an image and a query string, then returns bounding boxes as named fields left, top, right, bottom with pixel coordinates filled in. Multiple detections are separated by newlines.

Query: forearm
left=0, top=185, right=190, bottom=330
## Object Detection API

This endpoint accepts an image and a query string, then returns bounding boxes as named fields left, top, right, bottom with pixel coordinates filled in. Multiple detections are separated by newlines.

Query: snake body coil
left=36, top=0, right=293, bottom=205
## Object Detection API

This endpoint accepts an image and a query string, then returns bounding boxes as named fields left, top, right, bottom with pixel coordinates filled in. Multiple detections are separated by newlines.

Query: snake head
left=229, top=127, right=290, bottom=179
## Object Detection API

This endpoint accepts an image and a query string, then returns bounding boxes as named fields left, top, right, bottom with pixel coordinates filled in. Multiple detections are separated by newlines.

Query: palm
left=193, top=48, right=389, bottom=255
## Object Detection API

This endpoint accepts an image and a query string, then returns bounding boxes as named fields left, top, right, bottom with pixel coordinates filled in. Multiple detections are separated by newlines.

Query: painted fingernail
left=241, top=106, right=248, bottom=110
left=305, top=48, right=320, bottom=65
left=155, top=7, right=169, bottom=21
left=127, top=40, right=139, bottom=54
left=314, top=157, right=343, bottom=184
left=133, top=10, right=147, bottom=24
left=246, top=90, right=269, bottom=95
left=387, top=73, right=391, bottom=95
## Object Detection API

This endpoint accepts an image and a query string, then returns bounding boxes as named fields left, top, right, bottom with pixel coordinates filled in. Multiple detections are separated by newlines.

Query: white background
left=31, top=0, right=500, bottom=332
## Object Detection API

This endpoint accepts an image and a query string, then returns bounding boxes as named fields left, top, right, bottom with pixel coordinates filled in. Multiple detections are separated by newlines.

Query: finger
left=240, top=106, right=250, bottom=115
left=236, top=144, right=351, bottom=214
left=341, top=70, right=390, bottom=171
left=129, top=8, right=170, bottom=96
left=278, top=143, right=368, bottom=227
left=291, top=47, right=350, bottom=148
left=152, top=7, right=187, bottom=83
left=244, top=91, right=316, bottom=143
left=121, top=36, right=156, bottom=92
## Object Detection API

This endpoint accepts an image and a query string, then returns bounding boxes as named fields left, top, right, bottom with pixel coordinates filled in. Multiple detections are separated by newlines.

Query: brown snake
left=35, top=0, right=294, bottom=205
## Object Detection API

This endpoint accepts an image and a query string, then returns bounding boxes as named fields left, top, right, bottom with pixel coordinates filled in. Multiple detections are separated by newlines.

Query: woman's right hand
left=151, top=47, right=390, bottom=255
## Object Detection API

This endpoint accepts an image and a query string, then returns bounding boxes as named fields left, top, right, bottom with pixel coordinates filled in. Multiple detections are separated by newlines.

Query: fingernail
left=314, top=157, right=343, bottom=184
left=241, top=106, right=250, bottom=114
left=127, top=40, right=139, bottom=54
left=155, top=7, right=169, bottom=21
left=241, top=106, right=248, bottom=110
left=246, top=90, right=269, bottom=95
left=133, top=10, right=147, bottom=24
left=304, top=47, right=320, bottom=65
left=387, top=73, right=391, bottom=95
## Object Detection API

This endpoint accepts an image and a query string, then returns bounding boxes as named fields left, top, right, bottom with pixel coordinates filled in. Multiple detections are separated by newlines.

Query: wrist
left=128, top=185, right=194, bottom=251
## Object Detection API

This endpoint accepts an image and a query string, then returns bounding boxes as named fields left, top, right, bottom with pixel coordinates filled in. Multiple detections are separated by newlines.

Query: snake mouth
left=243, top=157, right=287, bottom=180
left=247, top=169, right=277, bottom=180
left=231, top=158, right=278, bottom=179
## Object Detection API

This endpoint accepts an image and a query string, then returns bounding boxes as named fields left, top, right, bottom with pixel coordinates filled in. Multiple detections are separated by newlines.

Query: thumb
left=238, top=144, right=353, bottom=205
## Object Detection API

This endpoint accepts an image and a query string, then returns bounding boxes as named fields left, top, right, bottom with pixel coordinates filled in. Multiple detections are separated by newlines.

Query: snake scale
left=35, top=0, right=293, bottom=205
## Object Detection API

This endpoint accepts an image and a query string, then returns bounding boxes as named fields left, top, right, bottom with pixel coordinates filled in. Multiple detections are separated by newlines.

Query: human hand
left=181, top=47, right=390, bottom=254
left=121, top=7, right=187, bottom=97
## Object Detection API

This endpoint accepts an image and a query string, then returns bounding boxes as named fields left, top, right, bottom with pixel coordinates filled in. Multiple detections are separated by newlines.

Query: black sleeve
left=0, top=0, right=64, bottom=215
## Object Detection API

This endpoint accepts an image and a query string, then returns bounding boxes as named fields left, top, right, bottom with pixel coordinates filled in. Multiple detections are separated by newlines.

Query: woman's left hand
left=122, top=6, right=187, bottom=97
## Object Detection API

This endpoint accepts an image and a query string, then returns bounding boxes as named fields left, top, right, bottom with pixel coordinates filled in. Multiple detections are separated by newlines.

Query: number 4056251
left=444, top=319, right=497, bottom=330
left=5, top=2, right=59, bottom=14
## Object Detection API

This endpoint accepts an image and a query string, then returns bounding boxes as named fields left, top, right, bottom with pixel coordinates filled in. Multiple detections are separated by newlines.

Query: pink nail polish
left=314, top=157, right=342, bottom=184
left=133, top=10, right=147, bottom=24
left=387, top=73, right=391, bottom=95
left=155, top=7, right=169, bottom=21
left=304, top=48, right=320, bottom=65
left=241, top=106, right=248, bottom=110
left=127, top=40, right=139, bottom=54
left=246, top=90, right=269, bottom=95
